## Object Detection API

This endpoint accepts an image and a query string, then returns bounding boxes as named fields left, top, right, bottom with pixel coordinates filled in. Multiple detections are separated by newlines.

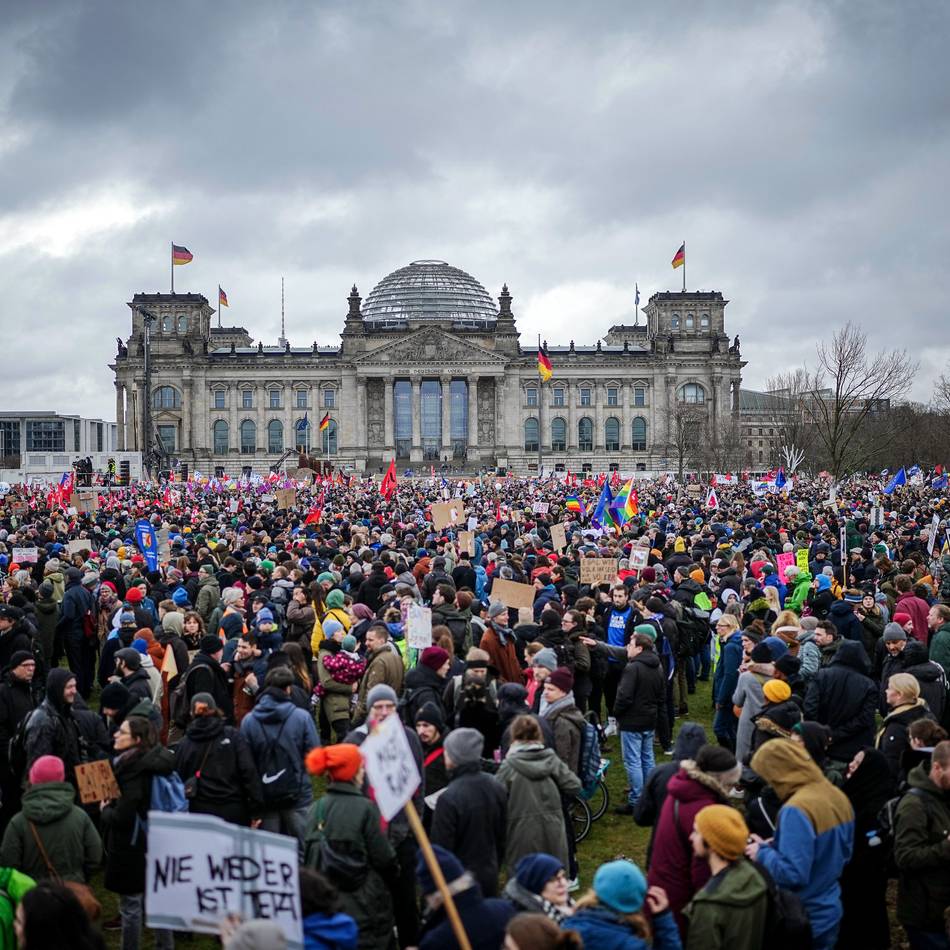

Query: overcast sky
left=2, top=1, right=948, bottom=420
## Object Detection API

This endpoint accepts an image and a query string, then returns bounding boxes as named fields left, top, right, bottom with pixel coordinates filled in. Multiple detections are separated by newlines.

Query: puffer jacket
left=316, top=639, right=356, bottom=725
left=565, top=905, right=682, bottom=950
left=194, top=574, right=221, bottom=624
left=827, top=600, right=865, bottom=643
left=876, top=701, right=935, bottom=779
left=901, top=640, right=948, bottom=721
left=786, top=570, right=812, bottom=614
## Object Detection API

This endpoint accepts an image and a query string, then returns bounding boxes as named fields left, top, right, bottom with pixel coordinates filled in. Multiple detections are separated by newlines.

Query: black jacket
left=175, top=714, right=263, bottom=824
left=901, top=641, right=948, bottom=722
left=57, top=580, right=96, bottom=639
left=429, top=762, right=507, bottom=898
left=0, top=674, right=36, bottom=773
left=24, top=669, right=82, bottom=779
left=182, top=652, right=234, bottom=724
left=402, top=664, right=447, bottom=725
left=121, top=668, right=153, bottom=705
left=356, top=569, right=389, bottom=613
left=0, top=627, right=32, bottom=677
left=803, top=640, right=878, bottom=761
left=614, top=650, right=666, bottom=732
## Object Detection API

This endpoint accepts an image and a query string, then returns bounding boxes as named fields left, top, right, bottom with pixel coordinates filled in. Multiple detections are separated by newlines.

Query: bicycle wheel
left=570, top=796, right=592, bottom=843
left=587, top=778, right=610, bottom=821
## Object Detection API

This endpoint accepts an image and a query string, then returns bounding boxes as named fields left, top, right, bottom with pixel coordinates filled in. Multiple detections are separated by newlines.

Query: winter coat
left=796, top=629, right=821, bottom=682
left=732, top=664, right=773, bottom=765
left=930, top=620, right=950, bottom=677
left=786, top=571, right=812, bottom=614
left=751, top=739, right=854, bottom=949
left=894, top=762, right=950, bottom=932
left=355, top=569, right=389, bottom=613
left=400, top=663, right=447, bottom=726
left=496, top=741, right=581, bottom=869
left=194, top=574, right=221, bottom=624
left=303, top=781, right=397, bottom=950
left=286, top=600, right=317, bottom=650
left=0, top=627, right=32, bottom=678
left=240, top=689, right=319, bottom=809
left=121, top=667, right=153, bottom=706
left=32, top=596, right=59, bottom=665
left=479, top=623, right=522, bottom=685
left=615, top=650, right=665, bottom=733
left=101, top=743, right=177, bottom=894
left=896, top=590, right=930, bottom=643
left=0, top=867, right=36, bottom=949
left=901, top=640, right=948, bottom=722
left=713, top=631, right=744, bottom=706
left=647, top=760, right=732, bottom=928
left=564, top=905, right=682, bottom=950
left=0, top=674, right=36, bottom=774
left=430, top=604, right=472, bottom=655
left=803, top=640, right=878, bottom=761
left=533, top=584, right=560, bottom=622
left=175, top=714, right=263, bottom=825
left=316, top=640, right=356, bottom=725
left=0, top=780, right=101, bottom=883
left=311, top=607, right=351, bottom=655
left=24, top=670, right=82, bottom=779
left=683, top=858, right=768, bottom=950
left=180, top=651, right=234, bottom=724
left=430, top=762, right=507, bottom=897
left=353, top=645, right=404, bottom=723
left=302, top=911, right=359, bottom=950
left=543, top=695, right=585, bottom=775
left=827, top=600, right=864, bottom=643
left=876, top=701, right=936, bottom=779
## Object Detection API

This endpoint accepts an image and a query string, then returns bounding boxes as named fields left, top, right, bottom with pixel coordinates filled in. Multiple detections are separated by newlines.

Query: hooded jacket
left=786, top=570, right=812, bottom=614
left=614, top=649, right=665, bottom=733
left=896, top=590, right=930, bottom=644
left=542, top=694, right=586, bottom=775
left=901, top=640, right=948, bottom=721
left=803, top=640, right=878, bottom=761
left=24, top=669, right=81, bottom=778
left=564, top=902, right=682, bottom=950
left=827, top=600, right=865, bottom=644
left=194, top=573, right=221, bottom=624
left=750, top=739, right=854, bottom=947
left=683, top=858, right=768, bottom=950
left=303, top=911, right=359, bottom=950
left=479, top=622, right=522, bottom=685
left=876, top=700, right=935, bottom=779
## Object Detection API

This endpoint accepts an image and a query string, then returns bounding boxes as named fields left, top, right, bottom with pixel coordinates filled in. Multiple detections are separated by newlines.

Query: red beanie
left=894, top=612, right=912, bottom=626
left=547, top=666, right=574, bottom=693
left=420, top=646, right=450, bottom=672
left=306, top=744, right=363, bottom=782
left=29, top=755, right=65, bottom=785
left=126, top=587, right=144, bottom=603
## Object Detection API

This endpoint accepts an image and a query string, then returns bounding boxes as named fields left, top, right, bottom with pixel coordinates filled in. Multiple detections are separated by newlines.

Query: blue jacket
left=713, top=631, right=744, bottom=705
left=564, top=906, right=682, bottom=950
left=533, top=584, right=560, bottom=622
left=303, top=911, right=359, bottom=950
left=240, top=689, right=319, bottom=806
left=827, top=600, right=864, bottom=644
left=58, top=580, right=94, bottom=640
left=762, top=571, right=787, bottom=607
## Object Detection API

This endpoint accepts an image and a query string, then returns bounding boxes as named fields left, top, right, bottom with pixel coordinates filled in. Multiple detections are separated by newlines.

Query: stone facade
left=110, top=261, right=745, bottom=475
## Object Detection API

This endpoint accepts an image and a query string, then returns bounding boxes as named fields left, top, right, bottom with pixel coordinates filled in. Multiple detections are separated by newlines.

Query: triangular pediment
left=353, top=327, right=509, bottom=366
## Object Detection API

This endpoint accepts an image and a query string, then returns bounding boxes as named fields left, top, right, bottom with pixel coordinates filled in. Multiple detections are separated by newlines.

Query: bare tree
left=663, top=400, right=708, bottom=480
left=695, top=416, right=751, bottom=474
left=933, top=374, right=950, bottom=414
left=765, top=368, right=815, bottom=473
left=804, top=323, right=917, bottom=479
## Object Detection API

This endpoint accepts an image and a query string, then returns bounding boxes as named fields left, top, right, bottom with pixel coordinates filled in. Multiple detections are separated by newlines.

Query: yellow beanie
left=763, top=679, right=792, bottom=703
left=694, top=804, right=748, bottom=861
left=674, top=537, right=686, bottom=553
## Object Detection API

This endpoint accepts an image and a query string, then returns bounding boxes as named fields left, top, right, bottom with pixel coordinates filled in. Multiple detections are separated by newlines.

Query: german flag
left=537, top=345, right=553, bottom=382
left=218, top=286, right=229, bottom=307
left=319, top=412, right=331, bottom=432
left=172, top=243, right=193, bottom=266
left=671, top=242, right=685, bottom=269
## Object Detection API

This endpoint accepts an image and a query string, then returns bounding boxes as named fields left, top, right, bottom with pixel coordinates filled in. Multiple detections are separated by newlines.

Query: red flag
left=937, top=465, right=944, bottom=476
left=305, top=491, right=325, bottom=525
left=380, top=460, right=397, bottom=501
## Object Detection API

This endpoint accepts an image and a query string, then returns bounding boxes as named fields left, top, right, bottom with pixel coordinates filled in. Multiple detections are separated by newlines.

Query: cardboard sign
left=686, top=484, right=702, bottom=496
left=275, top=488, right=297, bottom=510
left=407, top=604, right=433, bottom=651
left=532, top=502, right=549, bottom=515
left=550, top=523, right=567, bottom=552
left=67, top=539, right=92, bottom=555
left=360, top=712, right=421, bottom=822
left=10, top=502, right=28, bottom=516
left=431, top=502, right=461, bottom=531
left=11, top=547, right=38, bottom=564
left=627, top=547, right=649, bottom=572
left=75, top=760, right=120, bottom=804
left=145, top=812, right=302, bottom=946
left=75, top=493, right=99, bottom=514
left=776, top=551, right=795, bottom=583
left=458, top=530, right=476, bottom=557
left=490, top=578, right=537, bottom=610
left=580, top=558, right=620, bottom=586
left=796, top=549, right=810, bottom=572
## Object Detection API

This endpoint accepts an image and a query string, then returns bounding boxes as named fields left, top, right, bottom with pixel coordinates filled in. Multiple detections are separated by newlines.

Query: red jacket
left=646, top=761, right=731, bottom=935
left=896, top=591, right=930, bottom=643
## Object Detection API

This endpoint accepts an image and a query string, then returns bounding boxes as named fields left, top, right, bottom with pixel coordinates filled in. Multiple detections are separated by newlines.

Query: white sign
left=11, top=547, right=38, bottom=564
left=67, top=539, right=92, bottom=555
left=407, top=604, right=433, bottom=650
left=870, top=506, right=885, bottom=527
left=467, top=516, right=477, bottom=531
left=145, top=811, right=302, bottom=947
left=360, top=712, right=421, bottom=821
left=533, top=502, right=549, bottom=514
left=928, top=514, right=941, bottom=556
left=627, top=546, right=649, bottom=572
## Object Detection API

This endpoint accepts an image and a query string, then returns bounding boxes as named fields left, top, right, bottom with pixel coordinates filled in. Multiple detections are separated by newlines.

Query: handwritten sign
left=275, top=489, right=297, bottom=510
left=928, top=514, right=941, bottom=556
left=67, top=539, right=92, bottom=556
left=407, top=604, right=433, bottom=651
left=431, top=502, right=461, bottom=531
left=550, top=523, right=567, bottom=552
left=467, top=516, right=477, bottom=531
left=580, top=558, right=620, bottom=586
left=75, top=760, right=120, bottom=804
left=146, top=812, right=302, bottom=945
left=10, top=502, right=28, bottom=516
left=75, top=493, right=99, bottom=514
left=776, top=551, right=795, bottom=584
left=11, top=547, right=38, bottom=564
left=490, top=578, right=537, bottom=610
left=796, top=549, right=810, bottom=572
left=627, top=547, right=649, bottom=573
left=360, top=712, right=421, bottom=821
left=532, top=501, right=549, bottom=515
left=458, top=530, right=475, bottom=557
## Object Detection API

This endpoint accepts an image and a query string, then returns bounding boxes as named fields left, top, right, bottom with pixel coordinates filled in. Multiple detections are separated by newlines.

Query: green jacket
left=304, top=782, right=397, bottom=950
left=316, top=641, right=353, bottom=724
left=0, top=866, right=35, bottom=949
left=0, top=781, right=102, bottom=884
left=786, top=571, right=812, bottom=615
left=894, top=763, right=950, bottom=931
left=683, top=858, right=768, bottom=950
left=929, top=622, right=950, bottom=678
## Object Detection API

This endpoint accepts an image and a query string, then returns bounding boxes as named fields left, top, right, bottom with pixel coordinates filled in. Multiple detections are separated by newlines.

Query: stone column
left=594, top=383, right=604, bottom=450
left=382, top=376, right=394, bottom=454
left=182, top=379, right=192, bottom=452
left=467, top=377, right=479, bottom=459
left=356, top=377, right=368, bottom=457
left=410, top=377, right=422, bottom=463
left=440, top=374, right=452, bottom=457
left=115, top=383, right=125, bottom=451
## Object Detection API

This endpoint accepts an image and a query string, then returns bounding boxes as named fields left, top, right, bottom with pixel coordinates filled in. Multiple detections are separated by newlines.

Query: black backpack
left=754, top=862, right=813, bottom=950
left=256, top=715, right=304, bottom=810
left=677, top=606, right=711, bottom=658
left=7, top=708, right=38, bottom=782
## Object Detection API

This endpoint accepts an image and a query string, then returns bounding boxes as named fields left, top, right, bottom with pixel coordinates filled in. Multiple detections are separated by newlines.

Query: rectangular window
left=25, top=420, right=65, bottom=452
left=607, top=387, right=618, bottom=406
left=526, top=387, right=538, bottom=407
left=96, top=423, right=103, bottom=453
left=553, top=388, right=564, bottom=407
left=269, top=390, right=281, bottom=409
left=296, top=390, right=307, bottom=409
left=73, top=419, right=81, bottom=451
left=580, top=387, right=591, bottom=407
left=0, top=420, right=22, bottom=457
left=323, top=389, right=335, bottom=408
left=157, top=424, right=176, bottom=453
left=213, top=390, right=225, bottom=409
left=242, top=390, right=253, bottom=409
left=394, top=381, right=411, bottom=459
left=634, top=386, right=645, bottom=407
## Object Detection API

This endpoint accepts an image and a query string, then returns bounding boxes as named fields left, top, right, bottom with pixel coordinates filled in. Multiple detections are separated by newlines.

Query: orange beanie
left=306, top=744, right=363, bottom=782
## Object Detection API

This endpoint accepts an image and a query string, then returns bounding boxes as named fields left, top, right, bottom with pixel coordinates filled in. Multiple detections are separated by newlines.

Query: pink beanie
left=29, top=755, right=65, bottom=785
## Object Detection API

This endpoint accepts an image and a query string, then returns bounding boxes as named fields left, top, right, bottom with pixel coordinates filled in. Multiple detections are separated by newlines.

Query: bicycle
left=580, top=758, right=612, bottom=821
left=569, top=795, right=593, bottom=843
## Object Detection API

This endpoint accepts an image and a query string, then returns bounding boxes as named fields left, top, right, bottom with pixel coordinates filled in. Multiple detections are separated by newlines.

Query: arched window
left=152, top=386, right=180, bottom=409
left=578, top=417, right=593, bottom=452
left=161, top=315, right=173, bottom=332
left=322, top=419, right=338, bottom=455
left=267, top=419, right=283, bottom=454
left=685, top=313, right=695, bottom=329
left=177, top=315, right=188, bottom=333
left=632, top=416, right=647, bottom=451
left=212, top=420, right=229, bottom=454
left=240, top=419, right=256, bottom=455
left=605, top=417, right=620, bottom=452
left=523, top=418, right=539, bottom=452
left=551, top=417, right=567, bottom=452
left=679, top=383, right=706, bottom=404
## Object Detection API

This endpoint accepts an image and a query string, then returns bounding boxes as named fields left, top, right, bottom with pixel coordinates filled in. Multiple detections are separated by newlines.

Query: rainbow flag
left=671, top=242, right=685, bottom=269
left=218, top=286, right=229, bottom=307
left=172, top=244, right=193, bottom=265
left=319, top=412, right=331, bottom=432
left=565, top=494, right=586, bottom=519
left=610, top=478, right=638, bottom=526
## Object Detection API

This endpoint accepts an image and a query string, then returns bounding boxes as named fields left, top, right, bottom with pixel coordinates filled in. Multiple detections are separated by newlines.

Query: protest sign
left=10, top=502, right=28, bottom=517
left=67, top=539, right=91, bottom=555
left=407, top=604, right=433, bottom=650
left=431, top=502, right=461, bottom=531
left=458, top=530, right=475, bottom=556
left=580, top=558, right=620, bottom=585
left=532, top=501, right=549, bottom=515
left=146, top=811, right=302, bottom=946
left=776, top=551, right=795, bottom=583
left=275, top=488, right=296, bottom=510
left=75, top=492, right=98, bottom=514
left=360, top=712, right=421, bottom=821
left=11, top=547, right=38, bottom=564
left=928, top=514, right=940, bottom=556
left=870, top=506, right=885, bottom=527
left=550, top=522, right=567, bottom=552
left=490, top=578, right=536, bottom=610
left=75, top=760, right=120, bottom=804
left=627, top=547, right=649, bottom=572
left=467, top=516, right=477, bottom=531
left=796, top=548, right=810, bottom=572
left=157, top=527, right=171, bottom=559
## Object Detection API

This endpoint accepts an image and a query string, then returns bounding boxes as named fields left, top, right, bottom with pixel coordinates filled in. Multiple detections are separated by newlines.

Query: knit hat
left=199, top=564, right=215, bottom=575
left=750, top=642, right=772, bottom=664
left=199, top=634, right=223, bottom=655
left=487, top=601, right=507, bottom=619
left=125, top=586, right=144, bottom=603
left=515, top=853, right=563, bottom=895
left=7, top=650, right=33, bottom=671
left=366, top=684, right=398, bottom=709
left=255, top=607, right=275, bottom=626
left=633, top=623, right=657, bottom=640
left=114, top=647, right=141, bottom=670
left=546, top=666, right=574, bottom=693
left=694, top=804, right=749, bottom=861
left=119, top=610, right=137, bottom=628
left=883, top=622, right=908, bottom=642
left=464, top=647, right=490, bottom=669
left=592, top=859, right=648, bottom=914
left=341, top=635, right=357, bottom=652
left=689, top=568, right=705, bottom=584
left=416, top=845, right=466, bottom=896
left=326, top=589, right=345, bottom=609
left=28, top=755, right=65, bottom=786
left=190, top=692, right=218, bottom=714
left=444, top=727, right=484, bottom=767
left=131, top=638, right=149, bottom=656
left=322, top=618, right=344, bottom=639
left=775, top=654, right=801, bottom=677
left=420, top=646, right=450, bottom=672
left=762, top=636, right=789, bottom=660
left=798, top=616, right=818, bottom=631
left=763, top=679, right=792, bottom=703
left=674, top=537, right=686, bottom=553
left=316, top=571, right=335, bottom=585
left=892, top=612, right=912, bottom=627
left=305, top=744, right=363, bottom=782
left=415, top=701, right=446, bottom=734
left=171, top=587, right=190, bottom=606
left=99, top=681, right=130, bottom=710
left=531, top=648, right=558, bottom=671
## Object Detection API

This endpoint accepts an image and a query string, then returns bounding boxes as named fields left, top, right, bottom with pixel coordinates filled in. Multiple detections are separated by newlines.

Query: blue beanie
left=815, top=574, right=832, bottom=592
left=171, top=587, right=189, bottom=606
left=593, top=859, right=647, bottom=914
left=132, top=638, right=149, bottom=656
left=762, top=636, right=789, bottom=661
left=323, top=618, right=344, bottom=639
left=515, top=853, right=563, bottom=895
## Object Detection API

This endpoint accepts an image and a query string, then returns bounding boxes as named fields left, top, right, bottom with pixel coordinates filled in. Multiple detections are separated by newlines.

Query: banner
left=135, top=519, right=159, bottom=571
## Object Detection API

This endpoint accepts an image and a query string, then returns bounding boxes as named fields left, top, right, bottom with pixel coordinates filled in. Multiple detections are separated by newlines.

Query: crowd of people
left=0, top=469, right=949, bottom=949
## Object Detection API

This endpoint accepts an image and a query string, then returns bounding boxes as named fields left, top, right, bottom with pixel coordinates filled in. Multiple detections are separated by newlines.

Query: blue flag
left=908, top=464, right=922, bottom=477
left=933, top=473, right=948, bottom=490
left=883, top=467, right=906, bottom=495
left=774, top=468, right=786, bottom=489
left=296, top=413, right=308, bottom=431
left=134, top=519, right=159, bottom=571
left=591, top=482, right=614, bottom=529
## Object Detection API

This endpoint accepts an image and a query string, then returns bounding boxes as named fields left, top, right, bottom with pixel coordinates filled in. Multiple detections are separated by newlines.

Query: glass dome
left=361, top=260, right=498, bottom=327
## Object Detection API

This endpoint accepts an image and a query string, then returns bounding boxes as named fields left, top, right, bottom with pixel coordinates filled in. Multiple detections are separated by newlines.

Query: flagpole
left=537, top=333, right=543, bottom=478
left=170, top=242, right=174, bottom=294
left=682, top=241, right=686, bottom=293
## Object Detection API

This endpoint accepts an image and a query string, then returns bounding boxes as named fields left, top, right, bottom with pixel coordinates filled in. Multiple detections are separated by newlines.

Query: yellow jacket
left=311, top=607, right=352, bottom=654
